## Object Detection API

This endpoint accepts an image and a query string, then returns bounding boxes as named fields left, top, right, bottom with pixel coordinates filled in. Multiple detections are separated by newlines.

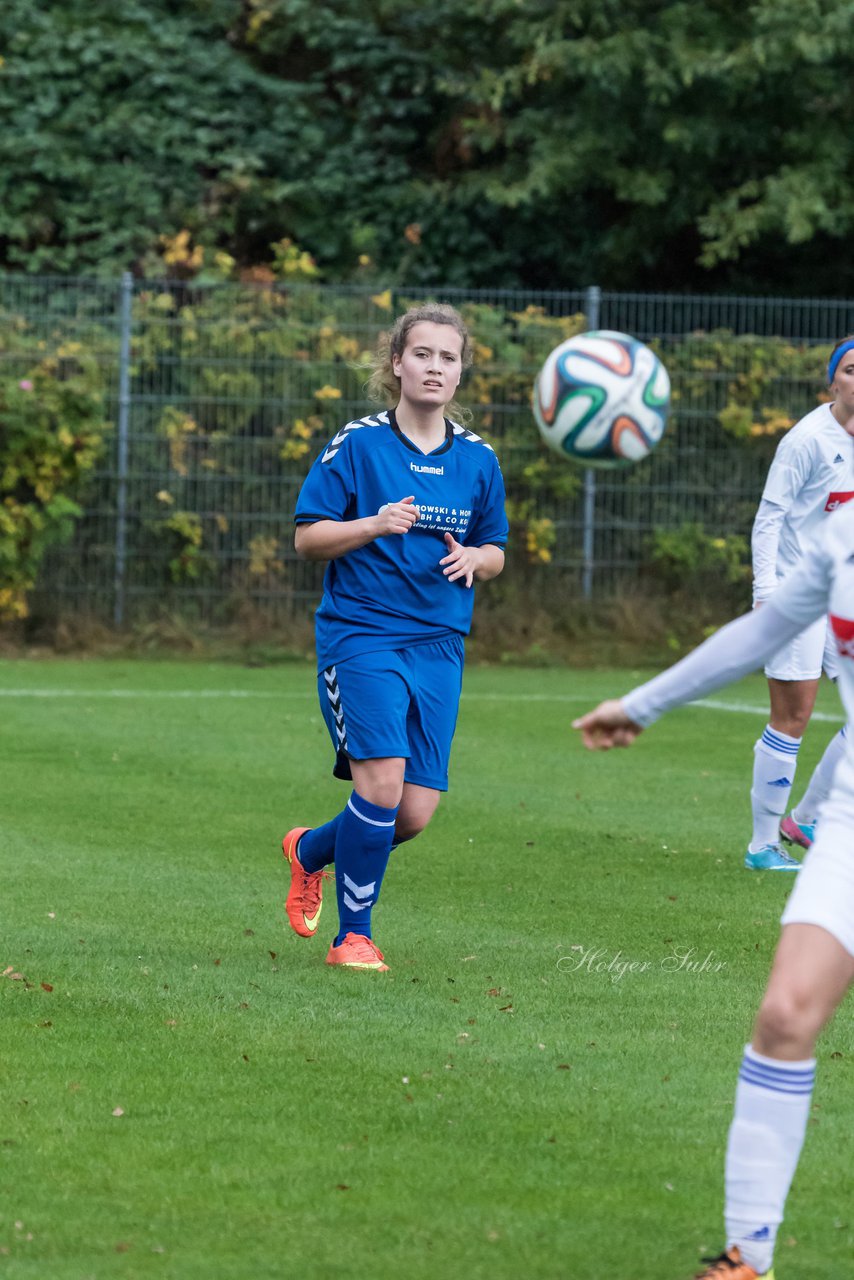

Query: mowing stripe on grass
left=0, top=686, right=844, bottom=722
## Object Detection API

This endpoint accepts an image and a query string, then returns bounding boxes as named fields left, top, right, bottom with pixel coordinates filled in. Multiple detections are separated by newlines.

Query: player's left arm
left=440, top=536, right=505, bottom=588
left=442, top=450, right=508, bottom=587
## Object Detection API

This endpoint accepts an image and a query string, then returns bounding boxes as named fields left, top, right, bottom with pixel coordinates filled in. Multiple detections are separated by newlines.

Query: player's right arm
left=295, top=497, right=419, bottom=561
left=751, top=498, right=786, bottom=604
left=573, top=596, right=822, bottom=751
left=751, top=428, right=813, bottom=602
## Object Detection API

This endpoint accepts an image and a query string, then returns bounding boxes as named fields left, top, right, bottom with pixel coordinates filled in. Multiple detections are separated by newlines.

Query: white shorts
left=764, top=613, right=838, bottom=682
left=781, top=757, right=854, bottom=957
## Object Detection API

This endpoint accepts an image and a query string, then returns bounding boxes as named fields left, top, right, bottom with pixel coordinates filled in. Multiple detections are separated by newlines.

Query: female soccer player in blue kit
left=282, top=303, right=508, bottom=971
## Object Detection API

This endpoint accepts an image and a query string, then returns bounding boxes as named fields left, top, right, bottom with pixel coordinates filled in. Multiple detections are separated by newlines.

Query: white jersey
left=623, top=501, right=854, bottom=767
left=751, top=402, right=854, bottom=602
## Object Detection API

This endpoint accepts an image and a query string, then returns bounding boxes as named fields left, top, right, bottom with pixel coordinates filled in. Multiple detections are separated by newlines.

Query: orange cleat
left=694, top=1247, right=773, bottom=1279
left=282, top=827, right=328, bottom=938
left=325, top=932, right=389, bottom=971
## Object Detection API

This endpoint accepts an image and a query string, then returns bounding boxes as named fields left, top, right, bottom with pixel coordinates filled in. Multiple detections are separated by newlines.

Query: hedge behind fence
left=0, top=277, right=842, bottom=630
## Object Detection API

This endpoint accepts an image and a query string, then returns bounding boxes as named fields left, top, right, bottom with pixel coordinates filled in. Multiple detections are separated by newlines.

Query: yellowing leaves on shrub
left=270, top=238, right=319, bottom=280
left=280, top=415, right=323, bottom=462
left=160, top=229, right=204, bottom=272
left=248, top=535, right=283, bottom=577
left=1, top=350, right=108, bottom=619
left=525, top=518, right=555, bottom=564
left=158, top=407, right=200, bottom=476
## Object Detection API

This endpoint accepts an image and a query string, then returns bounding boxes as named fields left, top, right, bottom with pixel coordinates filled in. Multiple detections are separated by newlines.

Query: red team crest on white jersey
left=824, top=491, right=854, bottom=512
left=830, top=613, right=854, bottom=659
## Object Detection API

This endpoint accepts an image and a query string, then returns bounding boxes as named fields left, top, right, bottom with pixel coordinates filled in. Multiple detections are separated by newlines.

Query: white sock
left=749, top=726, right=801, bottom=851
left=793, top=726, right=847, bottom=825
left=725, top=1044, right=815, bottom=1273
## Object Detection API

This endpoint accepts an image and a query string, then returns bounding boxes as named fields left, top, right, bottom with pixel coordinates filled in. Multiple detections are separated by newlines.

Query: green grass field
left=1, top=657, right=852, bottom=1280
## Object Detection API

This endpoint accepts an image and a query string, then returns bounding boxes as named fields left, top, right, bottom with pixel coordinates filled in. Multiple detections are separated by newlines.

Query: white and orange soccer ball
left=532, top=330, right=671, bottom=468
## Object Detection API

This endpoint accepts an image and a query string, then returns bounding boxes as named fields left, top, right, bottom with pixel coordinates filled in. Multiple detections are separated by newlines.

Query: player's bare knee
left=755, top=985, right=821, bottom=1054
left=395, top=804, right=436, bottom=842
left=769, top=712, right=810, bottom=738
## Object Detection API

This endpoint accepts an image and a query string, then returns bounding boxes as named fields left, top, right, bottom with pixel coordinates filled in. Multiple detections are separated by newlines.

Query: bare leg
left=753, top=922, right=854, bottom=1057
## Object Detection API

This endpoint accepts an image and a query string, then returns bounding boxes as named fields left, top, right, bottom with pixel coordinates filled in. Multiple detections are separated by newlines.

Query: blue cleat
left=780, top=813, right=816, bottom=849
left=744, top=842, right=801, bottom=872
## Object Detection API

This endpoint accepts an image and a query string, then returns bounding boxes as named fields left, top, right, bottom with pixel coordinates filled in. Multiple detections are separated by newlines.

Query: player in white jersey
left=572, top=485, right=854, bottom=1279
left=745, top=336, right=854, bottom=870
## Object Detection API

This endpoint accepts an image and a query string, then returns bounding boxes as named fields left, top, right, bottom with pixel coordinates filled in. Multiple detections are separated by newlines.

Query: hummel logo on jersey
left=410, top=462, right=444, bottom=475
left=768, top=776, right=792, bottom=788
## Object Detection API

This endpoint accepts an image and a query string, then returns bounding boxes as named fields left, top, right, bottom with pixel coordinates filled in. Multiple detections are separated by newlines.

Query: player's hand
left=440, top=532, right=477, bottom=587
left=375, top=496, right=419, bottom=536
left=571, top=700, right=643, bottom=750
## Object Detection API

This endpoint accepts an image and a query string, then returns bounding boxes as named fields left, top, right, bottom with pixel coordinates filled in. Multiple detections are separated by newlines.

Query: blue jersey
left=295, top=409, right=509, bottom=669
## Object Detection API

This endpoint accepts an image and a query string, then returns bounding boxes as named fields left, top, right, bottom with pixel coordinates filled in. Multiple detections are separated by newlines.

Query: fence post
left=581, top=285, right=601, bottom=600
left=113, top=271, right=133, bottom=628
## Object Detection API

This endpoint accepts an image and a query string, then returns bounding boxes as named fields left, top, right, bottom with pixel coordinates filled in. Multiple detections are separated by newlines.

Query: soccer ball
left=532, top=330, right=671, bottom=468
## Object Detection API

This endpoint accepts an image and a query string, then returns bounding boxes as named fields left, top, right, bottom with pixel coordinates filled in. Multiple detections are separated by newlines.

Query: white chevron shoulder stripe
left=451, top=420, right=495, bottom=453
left=321, top=411, right=390, bottom=463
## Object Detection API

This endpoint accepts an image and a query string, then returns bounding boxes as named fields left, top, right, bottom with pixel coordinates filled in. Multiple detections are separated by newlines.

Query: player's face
left=392, top=321, right=463, bottom=410
left=831, top=347, right=854, bottom=432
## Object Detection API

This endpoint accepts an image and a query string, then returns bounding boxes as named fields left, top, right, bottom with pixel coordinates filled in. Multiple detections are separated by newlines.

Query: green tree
left=1, top=0, right=853, bottom=293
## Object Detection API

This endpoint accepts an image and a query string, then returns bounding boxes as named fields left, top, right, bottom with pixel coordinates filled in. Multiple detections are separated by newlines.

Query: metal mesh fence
left=3, top=274, right=853, bottom=625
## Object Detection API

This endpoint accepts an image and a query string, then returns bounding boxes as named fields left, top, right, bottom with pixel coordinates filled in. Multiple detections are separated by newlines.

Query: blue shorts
left=317, top=636, right=465, bottom=792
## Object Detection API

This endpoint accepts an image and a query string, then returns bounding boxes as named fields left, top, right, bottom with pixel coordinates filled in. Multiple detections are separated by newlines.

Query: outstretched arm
left=573, top=601, right=807, bottom=750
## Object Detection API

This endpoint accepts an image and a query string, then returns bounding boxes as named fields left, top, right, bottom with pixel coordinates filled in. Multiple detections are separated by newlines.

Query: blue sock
left=298, top=816, right=341, bottom=873
left=300, top=812, right=412, bottom=872
left=333, top=791, right=397, bottom=944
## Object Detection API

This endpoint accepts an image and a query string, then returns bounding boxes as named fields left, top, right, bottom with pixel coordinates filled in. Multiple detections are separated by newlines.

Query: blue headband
left=827, top=339, right=854, bottom=385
